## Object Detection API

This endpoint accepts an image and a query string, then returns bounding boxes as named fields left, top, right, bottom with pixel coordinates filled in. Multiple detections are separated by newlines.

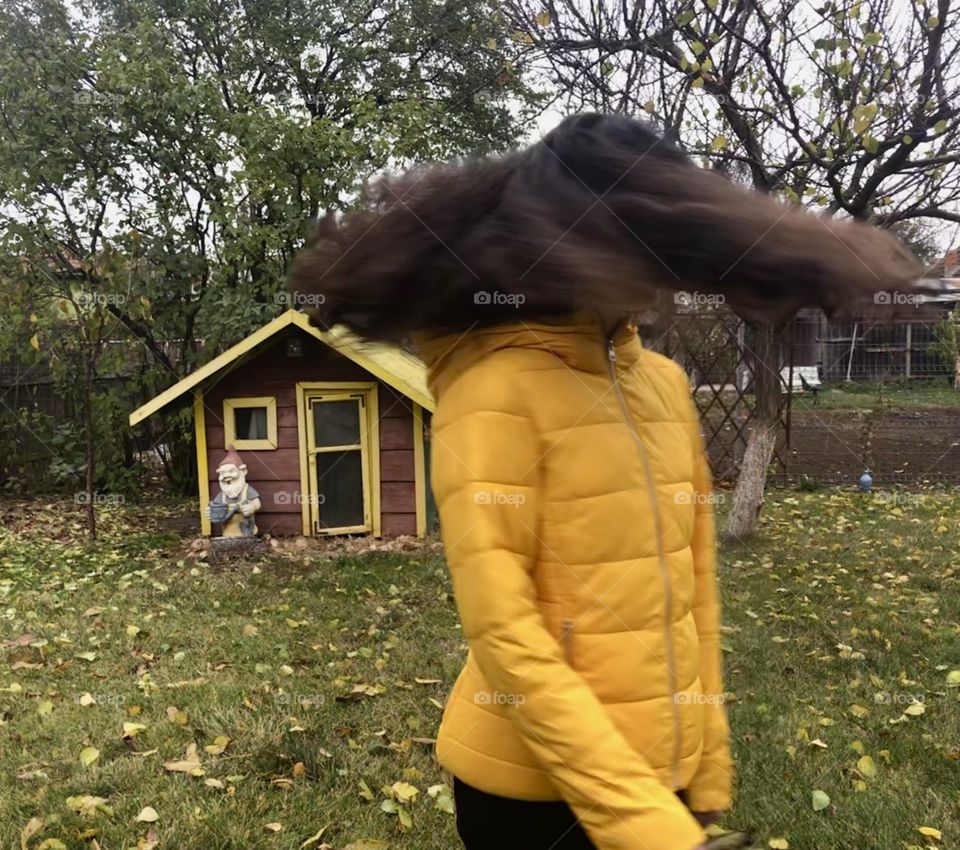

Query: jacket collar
left=413, top=311, right=642, bottom=399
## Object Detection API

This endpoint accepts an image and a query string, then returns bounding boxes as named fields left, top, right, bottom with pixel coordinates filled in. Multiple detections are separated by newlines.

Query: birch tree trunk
left=724, top=323, right=782, bottom=541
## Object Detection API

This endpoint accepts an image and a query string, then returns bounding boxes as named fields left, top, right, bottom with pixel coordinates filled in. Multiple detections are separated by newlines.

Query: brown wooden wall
left=201, top=327, right=418, bottom=537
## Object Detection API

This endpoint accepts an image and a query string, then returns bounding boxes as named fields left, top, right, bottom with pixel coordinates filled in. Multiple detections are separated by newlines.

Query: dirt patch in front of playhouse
left=185, top=529, right=443, bottom=568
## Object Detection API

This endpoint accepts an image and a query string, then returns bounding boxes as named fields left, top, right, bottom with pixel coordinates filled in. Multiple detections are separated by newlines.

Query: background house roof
left=128, top=310, right=435, bottom=426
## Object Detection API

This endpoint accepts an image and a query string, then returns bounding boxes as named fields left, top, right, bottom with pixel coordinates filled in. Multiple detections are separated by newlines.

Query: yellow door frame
left=194, top=389, right=212, bottom=536
left=295, top=382, right=381, bottom=537
left=412, top=403, right=427, bottom=537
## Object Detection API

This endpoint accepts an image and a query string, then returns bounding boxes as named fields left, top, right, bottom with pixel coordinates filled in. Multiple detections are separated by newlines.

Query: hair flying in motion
left=289, top=113, right=921, bottom=341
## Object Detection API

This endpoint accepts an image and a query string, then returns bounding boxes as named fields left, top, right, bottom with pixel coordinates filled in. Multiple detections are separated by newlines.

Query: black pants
left=454, top=778, right=596, bottom=849
left=454, top=778, right=693, bottom=850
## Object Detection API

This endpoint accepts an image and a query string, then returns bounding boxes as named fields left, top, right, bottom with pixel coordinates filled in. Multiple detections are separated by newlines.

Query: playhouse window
left=223, top=397, right=278, bottom=450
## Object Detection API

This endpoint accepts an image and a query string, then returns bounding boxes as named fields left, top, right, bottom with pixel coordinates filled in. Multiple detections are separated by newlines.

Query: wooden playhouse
left=129, top=310, right=435, bottom=538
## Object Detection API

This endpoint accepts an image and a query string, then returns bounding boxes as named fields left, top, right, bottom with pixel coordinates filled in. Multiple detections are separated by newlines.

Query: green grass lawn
left=792, top=379, right=960, bottom=411
left=0, top=491, right=958, bottom=850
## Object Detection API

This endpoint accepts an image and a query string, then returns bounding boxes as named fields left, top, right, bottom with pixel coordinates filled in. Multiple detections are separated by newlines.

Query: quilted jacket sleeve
left=432, top=362, right=706, bottom=850
left=682, top=398, right=733, bottom=813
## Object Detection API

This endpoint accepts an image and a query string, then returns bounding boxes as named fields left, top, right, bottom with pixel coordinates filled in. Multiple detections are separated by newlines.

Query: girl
left=290, top=114, right=919, bottom=850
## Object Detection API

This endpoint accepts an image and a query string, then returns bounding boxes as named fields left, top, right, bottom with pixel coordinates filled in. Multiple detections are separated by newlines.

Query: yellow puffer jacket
left=417, top=312, right=732, bottom=850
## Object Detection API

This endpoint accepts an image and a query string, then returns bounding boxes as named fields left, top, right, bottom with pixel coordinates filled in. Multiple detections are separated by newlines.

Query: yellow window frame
left=223, top=396, right=278, bottom=450
left=295, top=382, right=380, bottom=536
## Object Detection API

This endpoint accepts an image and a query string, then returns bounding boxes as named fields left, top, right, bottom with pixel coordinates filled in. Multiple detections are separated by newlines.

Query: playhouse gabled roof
left=128, top=309, right=435, bottom=426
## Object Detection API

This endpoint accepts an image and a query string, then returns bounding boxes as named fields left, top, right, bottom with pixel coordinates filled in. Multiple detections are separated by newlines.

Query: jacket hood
left=413, top=310, right=642, bottom=400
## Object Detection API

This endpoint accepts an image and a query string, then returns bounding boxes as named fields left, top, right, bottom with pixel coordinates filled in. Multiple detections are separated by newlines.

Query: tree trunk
left=83, top=356, right=97, bottom=541
left=724, top=323, right=782, bottom=541
left=724, top=420, right=778, bottom=541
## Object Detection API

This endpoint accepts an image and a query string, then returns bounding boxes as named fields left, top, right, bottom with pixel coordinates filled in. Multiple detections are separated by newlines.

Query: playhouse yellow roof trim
left=128, top=309, right=435, bottom=426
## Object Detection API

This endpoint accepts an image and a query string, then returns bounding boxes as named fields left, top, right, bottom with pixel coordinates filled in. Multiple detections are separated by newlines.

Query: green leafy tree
left=0, top=0, right=539, bottom=496
left=7, top=270, right=132, bottom=539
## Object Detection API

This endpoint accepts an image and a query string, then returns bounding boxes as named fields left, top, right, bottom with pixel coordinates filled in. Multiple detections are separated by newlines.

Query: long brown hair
left=289, top=113, right=920, bottom=341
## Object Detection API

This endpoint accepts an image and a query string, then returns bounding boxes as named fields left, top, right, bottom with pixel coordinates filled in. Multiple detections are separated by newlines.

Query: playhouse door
left=304, top=389, right=374, bottom=534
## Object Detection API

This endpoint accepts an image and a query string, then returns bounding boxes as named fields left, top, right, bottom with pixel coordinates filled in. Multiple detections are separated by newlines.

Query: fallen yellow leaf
left=79, top=746, right=100, bottom=767
left=166, top=706, right=188, bottom=725
left=204, top=735, right=230, bottom=755
left=391, top=781, right=419, bottom=803
left=65, top=795, right=111, bottom=818
left=163, top=743, right=204, bottom=776
left=20, top=816, right=45, bottom=850
left=299, top=826, right=327, bottom=848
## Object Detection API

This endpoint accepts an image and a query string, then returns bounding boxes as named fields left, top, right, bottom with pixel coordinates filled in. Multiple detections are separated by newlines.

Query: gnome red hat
left=217, top=446, right=245, bottom=471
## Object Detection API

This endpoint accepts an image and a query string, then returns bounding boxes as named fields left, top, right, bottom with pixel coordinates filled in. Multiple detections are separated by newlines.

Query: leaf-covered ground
left=0, top=491, right=958, bottom=850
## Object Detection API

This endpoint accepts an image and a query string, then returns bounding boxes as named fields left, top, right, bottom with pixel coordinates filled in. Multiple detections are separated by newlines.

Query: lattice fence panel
left=641, top=306, right=793, bottom=482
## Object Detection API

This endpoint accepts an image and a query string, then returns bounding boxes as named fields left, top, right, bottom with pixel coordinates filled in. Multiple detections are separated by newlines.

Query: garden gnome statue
left=207, top=447, right=261, bottom=537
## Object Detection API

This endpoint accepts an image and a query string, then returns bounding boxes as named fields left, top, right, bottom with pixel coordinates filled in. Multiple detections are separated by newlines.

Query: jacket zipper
left=606, top=337, right=682, bottom=790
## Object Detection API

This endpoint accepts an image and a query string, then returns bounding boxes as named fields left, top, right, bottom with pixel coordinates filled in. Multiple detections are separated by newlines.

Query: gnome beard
left=218, top=462, right=247, bottom=500
left=215, top=448, right=249, bottom=500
